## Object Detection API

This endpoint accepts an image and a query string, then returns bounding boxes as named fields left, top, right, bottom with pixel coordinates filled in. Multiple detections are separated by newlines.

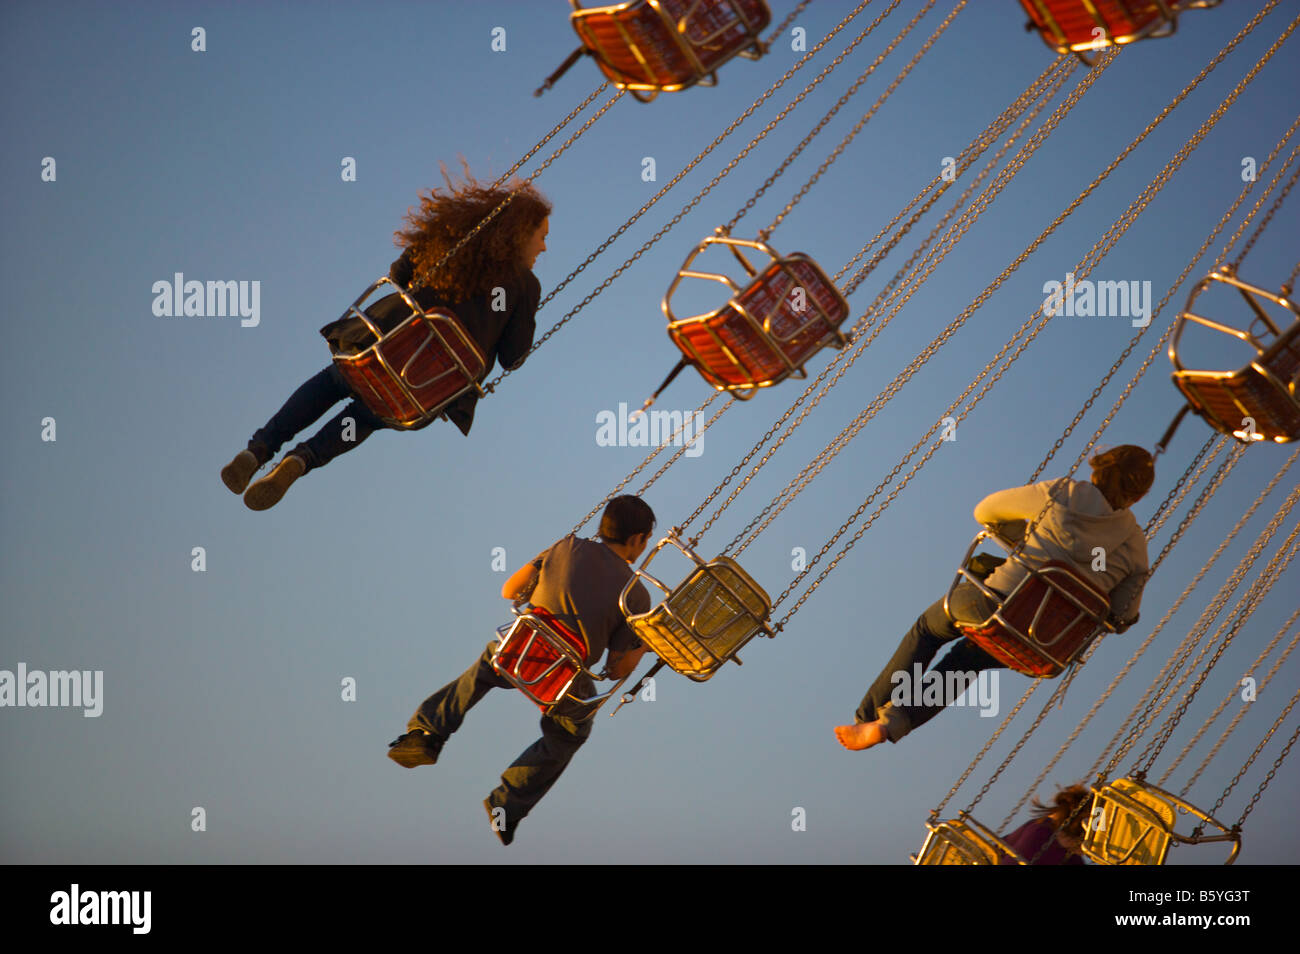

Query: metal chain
left=1043, top=130, right=1300, bottom=485
left=1135, top=519, right=1300, bottom=775
left=964, top=427, right=1240, bottom=819
left=1013, top=452, right=1300, bottom=816
left=931, top=681, right=1044, bottom=818
left=1171, top=607, right=1300, bottom=792
left=757, top=1, right=971, bottom=237
left=722, top=0, right=929, bottom=235
left=766, top=0, right=815, bottom=47
left=1100, top=482, right=1300, bottom=776
left=420, top=86, right=626, bottom=295
left=1149, top=445, right=1245, bottom=573
left=488, top=83, right=610, bottom=190
left=722, top=59, right=1075, bottom=553
left=951, top=3, right=1294, bottom=575
left=1234, top=720, right=1300, bottom=831
left=484, top=0, right=885, bottom=390
left=997, top=442, right=1274, bottom=829
left=683, top=46, right=1112, bottom=545
left=1201, top=682, right=1300, bottom=834
left=569, top=391, right=729, bottom=536
left=1145, top=436, right=1222, bottom=540
left=770, top=8, right=1289, bottom=624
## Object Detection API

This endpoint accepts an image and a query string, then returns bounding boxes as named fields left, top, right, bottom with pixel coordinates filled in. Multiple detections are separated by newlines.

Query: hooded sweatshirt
left=973, top=477, right=1148, bottom=624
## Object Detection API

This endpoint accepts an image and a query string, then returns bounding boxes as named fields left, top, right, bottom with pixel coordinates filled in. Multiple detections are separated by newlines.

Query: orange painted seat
left=1019, top=1, right=1220, bottom=61
left=664, top=234, right=850, bottom=398
left=1170, top=267, right=1300, bottom=444
left=492, top=607, right=592, bottom=714
left=329, top=278, right=486, bottom=430
left=570, top=0, right=770, bottom=101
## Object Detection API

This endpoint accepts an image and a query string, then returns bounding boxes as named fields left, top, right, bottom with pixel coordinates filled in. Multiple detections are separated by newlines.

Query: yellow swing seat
left=912, top=814, right=1028, bottom=865
left=1082, top=777, right=1240, bottom=865
left=619, top=532, right=772, bottom=681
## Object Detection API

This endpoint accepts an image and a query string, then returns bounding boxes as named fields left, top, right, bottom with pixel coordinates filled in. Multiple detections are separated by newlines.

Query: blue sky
left=2, top=0, right=1298, bottom=865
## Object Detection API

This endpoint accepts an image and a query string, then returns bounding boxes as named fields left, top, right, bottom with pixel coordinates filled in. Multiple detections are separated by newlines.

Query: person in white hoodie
left=834, top=445, right=1155, bottom=751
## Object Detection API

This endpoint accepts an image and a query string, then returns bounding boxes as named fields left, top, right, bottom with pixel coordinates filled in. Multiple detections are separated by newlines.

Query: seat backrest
left=1000, top=559, right=1109, bottom=648
left=494, top=608, right=590, bottom=709
left=1083, top=779, right=1176, bottom=865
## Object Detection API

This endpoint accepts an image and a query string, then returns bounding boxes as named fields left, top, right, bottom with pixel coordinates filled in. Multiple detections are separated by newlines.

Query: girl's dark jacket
left=319, top=249, right=541, bottom=436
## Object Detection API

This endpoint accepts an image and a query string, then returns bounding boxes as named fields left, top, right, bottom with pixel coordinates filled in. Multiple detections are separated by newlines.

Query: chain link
left=725, top=60, right=1077, bottom=554
left=1234, top=720, right=1300, bottom=831
left=484, top=0, right=883, bottom=391
left=684, top=48, right=1106, bottom=546
left=1170, top=607, right=1300, bottom=792
left=1132, top=518, right=1300, bottom=775
left=1099, top=481, right=1300, bottom=776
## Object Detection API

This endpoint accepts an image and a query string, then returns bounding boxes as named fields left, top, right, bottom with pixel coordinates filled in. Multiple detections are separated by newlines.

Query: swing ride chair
left=1169, top=267, right=1300, bottom=444
left=1019, top=0, right=1222, bottom=64
left=944, top=527, right=1114, bottom=679
left=912, top=813, right=1028, bottom=866
left=1082, top=777, right=1240, bottom=865
left=619, top=532, right=773, bottom=681
left=663, top=234, right=851, bottom=399
left=569, top=0, right=770, bottom=102
left=328, top=278, right=487, bottom=430
left=491, top=605, right=629, bottom=717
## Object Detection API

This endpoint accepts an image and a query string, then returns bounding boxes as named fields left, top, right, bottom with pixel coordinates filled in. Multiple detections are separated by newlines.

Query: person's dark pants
left=248, top=365, right=385, bottom=473
left=855, top=582, right=1005, bottom=740
left=407, top=643, right=592, bottom=831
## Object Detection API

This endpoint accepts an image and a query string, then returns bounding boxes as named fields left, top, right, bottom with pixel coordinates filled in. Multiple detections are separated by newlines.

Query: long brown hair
left=1029, top=783, right=1091, bottom=840
left=394, top=161, right=552, bottom=303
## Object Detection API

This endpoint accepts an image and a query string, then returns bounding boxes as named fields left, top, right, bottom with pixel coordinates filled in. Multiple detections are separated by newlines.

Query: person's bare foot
left=834, top=720, right=888, bottom=751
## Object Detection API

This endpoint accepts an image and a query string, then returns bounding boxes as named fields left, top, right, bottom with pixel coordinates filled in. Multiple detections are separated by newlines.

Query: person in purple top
left=999, top=784, right=1090, bottom=865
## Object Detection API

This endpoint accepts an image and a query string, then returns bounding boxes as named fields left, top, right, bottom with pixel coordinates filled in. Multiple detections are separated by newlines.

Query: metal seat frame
left=1083, top=777, right=1241, bottom=865
left=330, top=277, right=487, bottom=430
left=619, top=531, right=773, bottom=681
left=1170, top=266, right=1300, bottom=444
left=663, top=233, right=850, bottom=399
left=569, top=0, right=769, bottom=102
left=491, top=606, right=629, bottom=717
left=1021, top=0, right=1221, bottom=65
left=944, top=527, right=1114, bottom=678
left=912, top=813, right=1030, bottom=865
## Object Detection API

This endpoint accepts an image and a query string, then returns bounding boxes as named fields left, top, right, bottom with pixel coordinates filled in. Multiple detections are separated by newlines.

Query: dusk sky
left=2, top=0, right=1298, bottom=865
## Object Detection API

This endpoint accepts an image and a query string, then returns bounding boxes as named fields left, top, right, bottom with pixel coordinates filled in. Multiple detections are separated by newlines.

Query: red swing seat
left=570, top=0, right=770, bottom=102
left=1019, top=1, right=1220, bottom=61
left=492, top=607, right=591, bottom=713
left=1170, top=267, right=1300, bottom=444
left=329, top=278, right=487, bottom=430
left=946, top=529, right=1112, bottom=678
left=663, top=234, right=851, bottom=398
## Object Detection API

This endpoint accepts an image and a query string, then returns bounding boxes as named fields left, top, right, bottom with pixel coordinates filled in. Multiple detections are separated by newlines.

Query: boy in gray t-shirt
left=386, top=496, right=655, bottom=846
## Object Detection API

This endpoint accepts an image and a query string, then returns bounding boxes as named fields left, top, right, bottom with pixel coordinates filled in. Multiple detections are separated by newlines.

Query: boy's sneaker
left=386, top=729, right=443, bottom=768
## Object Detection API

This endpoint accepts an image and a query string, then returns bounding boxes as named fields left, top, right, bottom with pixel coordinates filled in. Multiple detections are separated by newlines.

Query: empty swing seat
left=620, top=534, right=772, bottom=680
left=1082, top=777, right=1240, bottom=865
left=570, top=0, right=770, bottom=101
left=946, top=529, right=1113, bottom=678
left=664, top=234, right=851, bottom=398
left=1019, top=1, right=1219, bottom=59
left=912, top=815, right=1028, bottom=866
left=492, top=607, right=625, bottom=715
left=1170, top=268, right=1300, bottom=444
left=328, top=278, right=487, bottom=430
